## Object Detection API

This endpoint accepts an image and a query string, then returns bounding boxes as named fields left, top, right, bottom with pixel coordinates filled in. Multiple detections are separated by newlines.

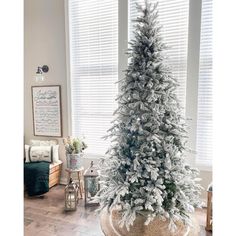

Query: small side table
left=65, top=167, right=84, bottom=199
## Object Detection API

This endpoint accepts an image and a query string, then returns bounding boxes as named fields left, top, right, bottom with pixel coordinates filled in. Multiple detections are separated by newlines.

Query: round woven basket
left=100, top=209, right=200, bottom=236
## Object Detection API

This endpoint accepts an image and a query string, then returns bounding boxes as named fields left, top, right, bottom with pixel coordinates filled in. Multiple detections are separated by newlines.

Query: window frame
left=186, top=0, right=212, bottom=171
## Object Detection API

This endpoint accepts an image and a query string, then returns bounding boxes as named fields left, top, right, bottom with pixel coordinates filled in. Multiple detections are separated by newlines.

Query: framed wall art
left=31, top=85, right=63, bottom=137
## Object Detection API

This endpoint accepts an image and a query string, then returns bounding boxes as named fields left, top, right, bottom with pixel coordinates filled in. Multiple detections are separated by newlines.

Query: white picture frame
left=31, top=85, right=62, bottom=137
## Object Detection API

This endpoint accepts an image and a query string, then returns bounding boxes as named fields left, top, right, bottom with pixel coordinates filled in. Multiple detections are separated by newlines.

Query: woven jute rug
left=100, top=209, right=200, bottom=236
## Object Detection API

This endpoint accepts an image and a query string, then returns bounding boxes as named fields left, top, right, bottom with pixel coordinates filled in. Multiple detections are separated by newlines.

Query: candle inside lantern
left=69, top=193, right=75, bottom=200
left=66, top=193, right=76, bottom=209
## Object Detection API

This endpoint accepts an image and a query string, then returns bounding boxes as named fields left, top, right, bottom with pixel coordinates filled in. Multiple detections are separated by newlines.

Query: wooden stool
left=65, top=167, right=84, bottom=199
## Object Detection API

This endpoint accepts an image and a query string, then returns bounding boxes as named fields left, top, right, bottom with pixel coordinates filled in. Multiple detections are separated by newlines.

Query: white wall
left=24, top=0, right=69, bottom=181
left=199, top=170, right=212, bottom=202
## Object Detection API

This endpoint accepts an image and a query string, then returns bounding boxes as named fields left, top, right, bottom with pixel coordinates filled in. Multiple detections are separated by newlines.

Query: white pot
left=66, top=153, right=82, bottom=170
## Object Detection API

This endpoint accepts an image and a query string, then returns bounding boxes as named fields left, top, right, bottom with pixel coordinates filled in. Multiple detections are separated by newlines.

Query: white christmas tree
left=96, top=0, right=202, bottom=231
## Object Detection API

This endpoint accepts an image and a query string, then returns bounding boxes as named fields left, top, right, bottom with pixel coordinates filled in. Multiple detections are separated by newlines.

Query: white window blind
left=196, top=0, right=213, bottom=166
left=68, top=0, right=118, bottom=157
left=129, top=0, right=189, bottom=108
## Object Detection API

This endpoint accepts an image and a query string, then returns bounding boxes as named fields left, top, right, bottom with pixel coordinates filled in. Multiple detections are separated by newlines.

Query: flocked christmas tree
left=95, top=0, right=202, bottom=231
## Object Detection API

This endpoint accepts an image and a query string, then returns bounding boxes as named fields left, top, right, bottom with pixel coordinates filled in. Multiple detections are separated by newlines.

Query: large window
left=196, top=0, right=213, bottom=166
left=129, top=0, right=189, bottom=108
left=68, top=0, right=213, bottom=166
left=68, top=0, right=118, bottom=157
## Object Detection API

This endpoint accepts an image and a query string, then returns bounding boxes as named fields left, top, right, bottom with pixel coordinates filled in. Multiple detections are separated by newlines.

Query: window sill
left=195, top=164, right=212, bottom=172
left=81, top=152, right=104, bottom=160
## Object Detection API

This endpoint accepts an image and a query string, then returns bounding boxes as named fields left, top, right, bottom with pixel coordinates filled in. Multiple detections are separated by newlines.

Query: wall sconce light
left=35, top=65, right=49, bottom=82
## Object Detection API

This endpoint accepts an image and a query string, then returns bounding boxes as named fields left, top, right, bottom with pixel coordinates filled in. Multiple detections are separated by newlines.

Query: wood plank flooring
left=24, top=185, right=212, bottom=236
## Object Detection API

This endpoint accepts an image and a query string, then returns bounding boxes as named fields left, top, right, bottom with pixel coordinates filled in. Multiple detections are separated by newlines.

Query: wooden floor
left=24, top=185, right=212, bottom=236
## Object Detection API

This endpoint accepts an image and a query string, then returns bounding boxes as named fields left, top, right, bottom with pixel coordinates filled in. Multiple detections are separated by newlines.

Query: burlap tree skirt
left=100, top=209, right=200, bottom=236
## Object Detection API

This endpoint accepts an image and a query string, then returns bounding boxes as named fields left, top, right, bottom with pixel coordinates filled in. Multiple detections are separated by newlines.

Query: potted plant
left=63, top=136, right=87, bottom=170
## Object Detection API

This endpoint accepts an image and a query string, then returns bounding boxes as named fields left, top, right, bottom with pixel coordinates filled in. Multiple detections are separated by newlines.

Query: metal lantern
left=65, top=178, right=78, bottom=211
left=84, top=161, right=100, bottom=206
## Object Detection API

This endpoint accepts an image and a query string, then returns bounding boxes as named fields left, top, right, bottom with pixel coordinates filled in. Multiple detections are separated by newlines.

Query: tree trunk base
left=100, top=209, right=200, bottom=236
